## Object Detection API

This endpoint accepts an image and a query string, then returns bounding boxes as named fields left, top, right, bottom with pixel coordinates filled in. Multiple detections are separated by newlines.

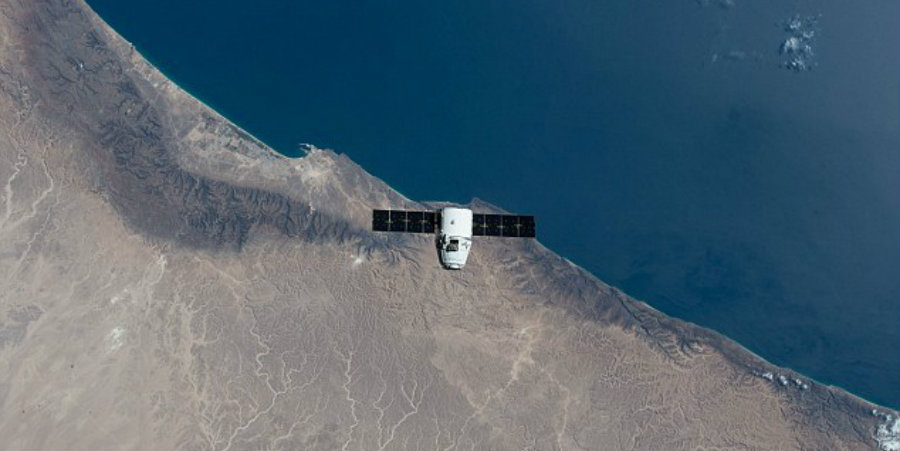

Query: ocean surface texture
left=87, top=0, right=899, bottom=407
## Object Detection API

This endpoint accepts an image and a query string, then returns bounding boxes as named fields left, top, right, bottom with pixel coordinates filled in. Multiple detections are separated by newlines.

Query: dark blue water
left=87, top=0, right=900, bottom=408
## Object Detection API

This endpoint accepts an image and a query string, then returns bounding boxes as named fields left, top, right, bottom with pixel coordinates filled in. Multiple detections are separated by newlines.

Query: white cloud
left=873, top=411, right=899, bottom=451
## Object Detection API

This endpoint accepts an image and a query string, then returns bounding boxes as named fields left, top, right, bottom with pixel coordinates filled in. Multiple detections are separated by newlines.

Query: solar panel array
left=372, top=210, right=437, bottom=234
left=472, top=214, right=535, bottom=237
left=373, top=210, right=536, bottom=238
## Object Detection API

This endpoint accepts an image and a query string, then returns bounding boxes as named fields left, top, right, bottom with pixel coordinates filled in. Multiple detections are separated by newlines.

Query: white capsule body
left=438, top=207, right=473, bottom=270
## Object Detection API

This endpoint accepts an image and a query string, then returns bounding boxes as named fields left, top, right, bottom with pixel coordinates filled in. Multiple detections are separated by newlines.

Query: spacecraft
left=372, top=207, right=536, bottom=270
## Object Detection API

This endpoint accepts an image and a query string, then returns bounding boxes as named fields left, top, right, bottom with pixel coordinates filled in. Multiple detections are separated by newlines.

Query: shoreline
left=83, top=0, right=898, bottom=414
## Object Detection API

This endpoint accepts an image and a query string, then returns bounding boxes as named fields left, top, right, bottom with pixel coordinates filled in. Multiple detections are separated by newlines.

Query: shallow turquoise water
left=88, top=0, right=900, bottom=407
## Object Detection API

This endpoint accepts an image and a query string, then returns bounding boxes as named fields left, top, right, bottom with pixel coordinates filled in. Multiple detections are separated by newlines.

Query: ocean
left=87, top=0, right=900, bottom=408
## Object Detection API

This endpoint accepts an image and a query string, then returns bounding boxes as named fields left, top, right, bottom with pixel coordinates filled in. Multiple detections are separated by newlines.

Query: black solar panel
left=389, top=210, right=407, bottom=232
left=502, top=215, right=519, bottom=237
left=373, top=210, right=535, bottom=238
left=485, top=214, right=502, bottom=236
left=373, top=209, right=390, bottom=231
left=518, top=215, right=536, bottom=238
left=406, top=211, right=424, bottom=233
left=472, top=214, right=486, bottom=236
left=372, top=210, right=439, bottom=234
left=422, top=212, right=436, bottom=234
left=479, top=214, right=537, bottom=238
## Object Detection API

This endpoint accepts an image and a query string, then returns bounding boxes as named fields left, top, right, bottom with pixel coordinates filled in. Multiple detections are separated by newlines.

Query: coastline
left=81, top=0, right=898, bottom=415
